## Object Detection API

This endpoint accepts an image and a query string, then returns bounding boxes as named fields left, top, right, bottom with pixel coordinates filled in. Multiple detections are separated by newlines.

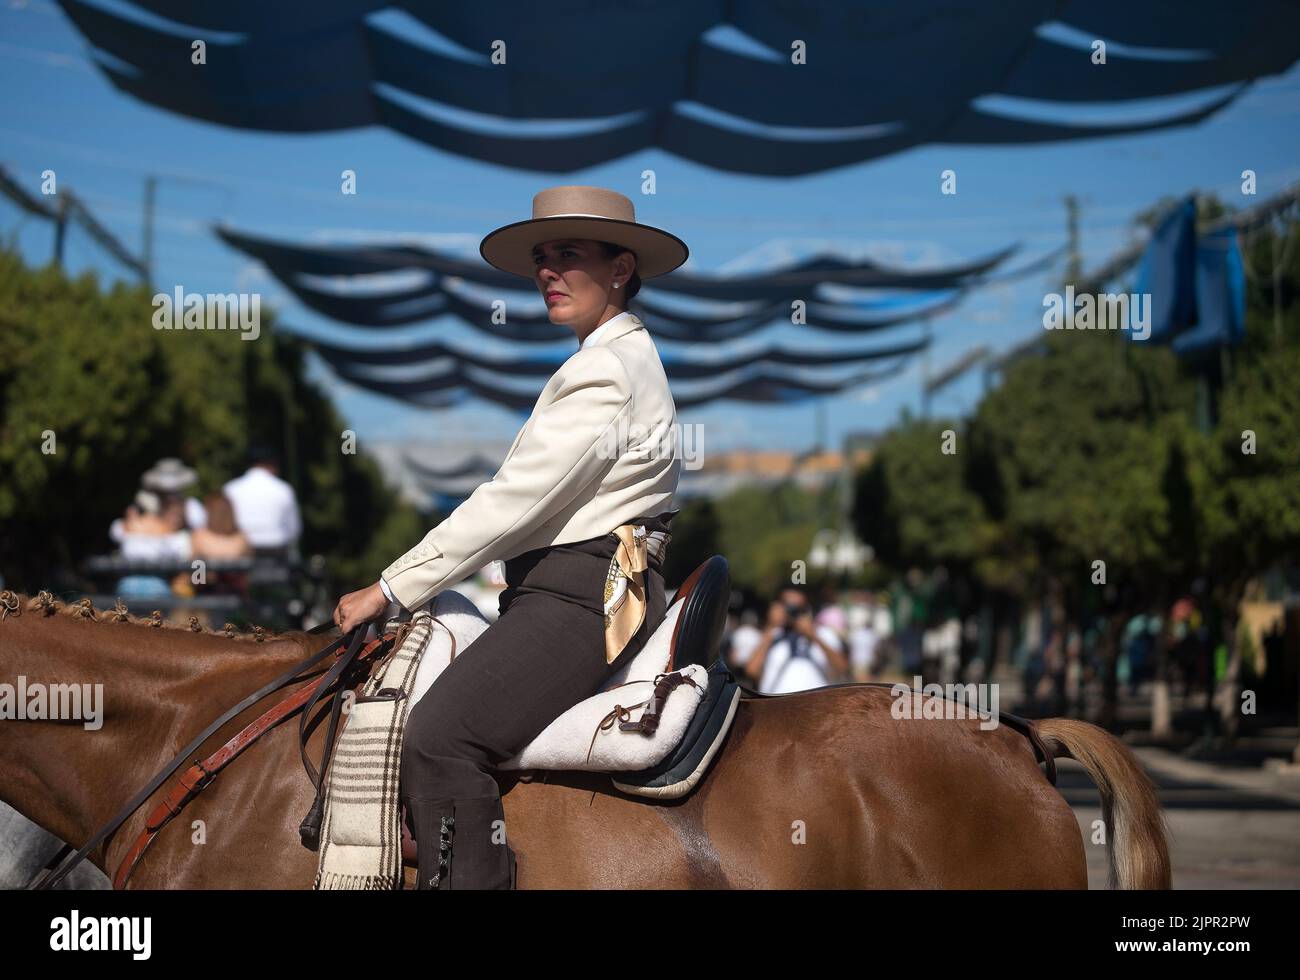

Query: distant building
left=677, top=443, right=873, bottom=500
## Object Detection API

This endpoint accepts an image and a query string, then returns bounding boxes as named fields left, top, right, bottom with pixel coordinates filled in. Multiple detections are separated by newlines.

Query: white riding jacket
left=381, top=311, right=682, bottom=611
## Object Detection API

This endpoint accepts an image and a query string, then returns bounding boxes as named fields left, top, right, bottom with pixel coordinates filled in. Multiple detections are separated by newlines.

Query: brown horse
left=0, top=594, right=1170, bottom=889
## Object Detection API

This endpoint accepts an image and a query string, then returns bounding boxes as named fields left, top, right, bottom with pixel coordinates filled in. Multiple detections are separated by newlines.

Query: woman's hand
left=333, top=581, right=391, bottom=633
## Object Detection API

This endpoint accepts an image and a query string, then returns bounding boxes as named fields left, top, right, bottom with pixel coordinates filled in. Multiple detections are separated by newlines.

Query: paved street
left=1062, top=748, right=1300, bottom=889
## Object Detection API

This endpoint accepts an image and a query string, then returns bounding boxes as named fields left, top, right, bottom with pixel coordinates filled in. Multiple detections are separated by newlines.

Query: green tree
left=0, top=249, right=422, bottom=596
left=660, top=496, right=721, bottom=590
left=710, top=481, right=830, bottom=597
left=851, top=416, right=995, bottom=577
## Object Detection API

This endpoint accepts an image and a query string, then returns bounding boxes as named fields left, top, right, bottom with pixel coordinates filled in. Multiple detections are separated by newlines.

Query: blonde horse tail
left=1037, top=718, right=1172, bottom=889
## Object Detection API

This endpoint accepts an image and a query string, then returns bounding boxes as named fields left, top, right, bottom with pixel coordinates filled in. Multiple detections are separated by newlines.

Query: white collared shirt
left=378, top=310, right=635, bottom=608
left=222, top=466, right=301, bottom=549
left=580, top=310, right=633, bottom=350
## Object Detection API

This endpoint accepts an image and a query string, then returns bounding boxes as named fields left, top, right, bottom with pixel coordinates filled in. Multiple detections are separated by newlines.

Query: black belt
left=503, top=513, right=674, bottom=612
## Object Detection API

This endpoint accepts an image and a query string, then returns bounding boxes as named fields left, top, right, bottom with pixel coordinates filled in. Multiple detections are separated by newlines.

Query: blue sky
left=3, top=0, right=1299, bottom=459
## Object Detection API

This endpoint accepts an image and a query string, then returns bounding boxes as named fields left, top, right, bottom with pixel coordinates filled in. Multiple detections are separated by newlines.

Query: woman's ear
left=618, top=251, right=636, bottom=284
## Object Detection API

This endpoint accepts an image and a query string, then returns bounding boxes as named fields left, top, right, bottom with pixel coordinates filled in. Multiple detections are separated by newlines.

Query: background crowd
left=106, top=450, right=301, bottom=599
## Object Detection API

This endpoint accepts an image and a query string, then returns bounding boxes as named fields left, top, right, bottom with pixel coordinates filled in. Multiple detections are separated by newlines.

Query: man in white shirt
left=222, top=446, right=302, bottom=551
left=745, top=587, right=849, bottom=694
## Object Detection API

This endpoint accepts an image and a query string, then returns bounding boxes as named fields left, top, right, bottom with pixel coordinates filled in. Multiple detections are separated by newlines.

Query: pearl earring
left=613, top=281, right=621, bottom=289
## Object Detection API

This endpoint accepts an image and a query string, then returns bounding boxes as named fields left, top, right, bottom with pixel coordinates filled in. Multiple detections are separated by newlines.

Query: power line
left=0, top=165, right=57, bottom=219
left=0, top=163, right=148, bottom=281
left=1074, top=183, right=1300, bottom=295
left=987, top=184, right=1300, bottom=371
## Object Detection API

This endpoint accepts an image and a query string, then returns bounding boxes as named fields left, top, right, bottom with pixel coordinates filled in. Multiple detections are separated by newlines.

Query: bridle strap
left=298, top=628, right=370, bottom=792
left=295, top=627, right=378, bottom=850
left=32, top=629, right=359, bottom=890
left=109, top=630, right=393, bottom=889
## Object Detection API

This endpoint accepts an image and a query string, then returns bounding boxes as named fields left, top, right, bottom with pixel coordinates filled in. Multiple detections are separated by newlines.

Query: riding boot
left=403, top=797, right=456, bottom=891
left=448, top=796, right=516, bottom=890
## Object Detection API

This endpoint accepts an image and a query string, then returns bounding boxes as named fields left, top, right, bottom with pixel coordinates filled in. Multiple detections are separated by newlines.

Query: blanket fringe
left=315, top=871, right=398, bottom=891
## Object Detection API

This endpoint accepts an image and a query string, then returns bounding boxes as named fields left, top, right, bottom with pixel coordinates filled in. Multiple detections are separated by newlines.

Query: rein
left=28, top=625, right=395, bottom=890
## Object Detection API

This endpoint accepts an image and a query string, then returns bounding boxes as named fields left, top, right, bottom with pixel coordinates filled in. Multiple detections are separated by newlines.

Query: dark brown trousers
left=400, top=515, right=671, bottom=887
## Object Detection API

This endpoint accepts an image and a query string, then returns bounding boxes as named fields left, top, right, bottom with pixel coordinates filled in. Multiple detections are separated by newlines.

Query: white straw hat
left=141, top=457, right=198, bottom=494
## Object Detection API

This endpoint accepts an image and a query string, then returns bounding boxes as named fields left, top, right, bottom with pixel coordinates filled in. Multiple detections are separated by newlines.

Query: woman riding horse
left=332, top=186, right=690, bottom=890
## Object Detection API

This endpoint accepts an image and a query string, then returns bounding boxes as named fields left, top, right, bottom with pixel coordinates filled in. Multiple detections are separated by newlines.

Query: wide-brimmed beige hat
left=479, top=185, right=688, bottom=280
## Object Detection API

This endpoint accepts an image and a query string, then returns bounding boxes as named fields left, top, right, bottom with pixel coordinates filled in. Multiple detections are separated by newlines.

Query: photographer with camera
left=744, top=585, right=849, bottom=694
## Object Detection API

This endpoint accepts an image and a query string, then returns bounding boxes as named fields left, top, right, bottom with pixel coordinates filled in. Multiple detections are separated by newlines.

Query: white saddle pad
left=403, top=591, right=705, bottom=773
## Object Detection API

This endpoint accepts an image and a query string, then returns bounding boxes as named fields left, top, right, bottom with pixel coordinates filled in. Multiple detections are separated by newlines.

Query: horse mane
left=0, top=588, right=295, bottom=642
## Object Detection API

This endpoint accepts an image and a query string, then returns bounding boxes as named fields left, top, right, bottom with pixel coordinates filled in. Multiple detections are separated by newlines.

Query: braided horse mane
left=0, top=588, right=287, bottom=642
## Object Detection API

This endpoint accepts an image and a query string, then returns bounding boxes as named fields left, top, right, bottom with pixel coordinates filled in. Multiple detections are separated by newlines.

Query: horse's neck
left=0, top=613, right=313, bottom=864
